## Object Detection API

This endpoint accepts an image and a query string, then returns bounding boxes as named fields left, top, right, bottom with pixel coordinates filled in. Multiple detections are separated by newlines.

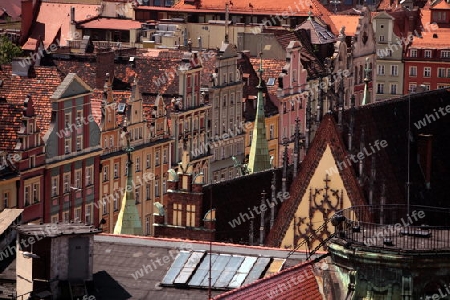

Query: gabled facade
left=43, top=74, right=102, bottom=224
left=207, top=43, right=245, bottom=182
left=373, top=11, right=404, bottom=100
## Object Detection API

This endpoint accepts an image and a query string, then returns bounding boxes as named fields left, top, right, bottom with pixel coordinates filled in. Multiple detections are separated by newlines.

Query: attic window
left=267, top=78, right=276, bottom=86
left=433, top=33, right=438, bottom=38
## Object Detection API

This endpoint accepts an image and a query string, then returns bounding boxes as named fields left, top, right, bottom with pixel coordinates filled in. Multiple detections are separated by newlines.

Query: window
left=377, top=65, right=385, bottom=75
left=76, top=111, right=83, bottom=127
left=135, top=157, right=140, bottom=172
left=391, top=65, right=398, bottom=76
left=438, top=68, right=446, bottom=78
left=409, top=83, right=417, bottom=92
left=163, top=148, right=168, bottom=164
left=51, top=215, right=59, bottom=223
left=33, top=183, right=39, bottom=202
left=222, top=94, right=227, bottom=107
left=65, top=139, right=71, bottom=154
left=103, top=166, right=109, bottom=182
left=65, top=113, right=71, bottom=129
left=75, top=170, right=83, bottom=189
left=102, top=196, right=108, bottom=215
left=424, top=84, right=431, bottom=91
left=24, top=186, right=30, bottom=205
left=379, top=35, right=385, bottom=42
left=146, top=216, right=151, bottom=235
left=410, top=49, right=417, bottom=57
left=114, top=163, right=118, bottom=178
left=76, top=136, right=82, bottom=151
left=377, top=83, right=384, bottom=94
left=390, top=84, right=397, bottom=95
left=438, top=84, right=450, bottom=89
left=409, top=66, right=417, bottom=77
left=146, top=184, right=151, bottom=200
left=29, top=156, right=35, bottom=169
left=85, top=204, right=92, bottom=224
left=63, top=173, right=70, bottom=193
left=269, top=125, right=274, bottom=140
left=424, top=50, right=432, bottom=58
left=163, top=179, right=167, bottom=194
left=155, top=179, right=160, bottom=197
left=173, top=203, right=182, bottom=226
left=113, top=192, right=118, bottom=210
left=86, top=166, right=93, bottom=186
left=424, top=67, right=431, bottom=77
left=75, top=208, right=81, bottom=222
left=110, top=136, right=114, bottom=148
left=52, top=176, right=59, bottom=197
left=3, top=192, right=8, bottom=208
left=441, top=51, right=450, bottom=58
left=135, top=186, right=140, bottom=203
left=155, top=151, right=160, bottom=166
left=64, top=211, right=69, bottom=223
left=186, top=204, right=196, bottom=227
left=146, top=154, right=151, bottom=169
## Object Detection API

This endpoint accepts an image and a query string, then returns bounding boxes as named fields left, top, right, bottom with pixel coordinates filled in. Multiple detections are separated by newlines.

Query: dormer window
left=410, top=49, right=418, bottom=58
left=424, top=50, right=432, bottom=58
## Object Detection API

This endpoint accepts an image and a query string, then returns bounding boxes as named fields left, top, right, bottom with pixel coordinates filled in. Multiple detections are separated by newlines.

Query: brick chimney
left=96, top=51, right=115, bottom=89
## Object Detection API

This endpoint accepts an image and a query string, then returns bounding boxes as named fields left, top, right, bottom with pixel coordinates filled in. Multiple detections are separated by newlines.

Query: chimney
left=69, top=7, right=77, bottom=41
left=417, top=134, right=433, bottom=189
left=70, top=7, right=75, bottom=24
left=96, top=51, right=115, bottom=89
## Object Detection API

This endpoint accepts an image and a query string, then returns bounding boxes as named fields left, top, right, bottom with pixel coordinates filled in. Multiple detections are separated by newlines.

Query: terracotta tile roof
left=79, top=17, right=142, bottom=30
left=329, top=15, right=361, bottom=36
left=410, top=28, right=450, bottom=49
left=173, top=0, right=329, bottom=17
left=0, top=101, right=22, bottom=151
left=249, top=57, right=284, bottom=96
left=262, top=28, right=299, bottom=50
left=0, top=0, right=21, bottom=19
left=266, top=114, right=366, bottom=247
left=0, top=66, right=64, bottom=135
left=421, top=8, right=432, bottom=24
left=213, top=260, right=323, bottom=300
left=431, top=0, right=450, bottom=9
left=23, top=2, right=101, bottom=50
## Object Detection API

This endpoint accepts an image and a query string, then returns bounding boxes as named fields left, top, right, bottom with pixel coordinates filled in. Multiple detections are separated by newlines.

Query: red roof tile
left=213, top=260, right=323, bottom=300
left=23, top=2, right=101, bottom=50
left=411, top=28, right=450, bottom=49
left=79, top=17, right=142, bottom=30
left=0, top=101, right=22, bottom=151
left=431, top=0, right=450, bottom=9
left=249, top=57, right=284, bottom=96
left=0, top=0, right=21, bottom=19
left=329, top=15, right=361, bottom=36
left=0, top=66, right=64, bottom=135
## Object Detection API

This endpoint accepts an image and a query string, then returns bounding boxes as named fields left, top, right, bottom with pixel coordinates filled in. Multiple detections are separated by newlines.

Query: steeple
left=362, top=57, right=371, bottom=106
left=113, top=126, right=143, bottom=235
left=248, top=50, right=271, bottom=173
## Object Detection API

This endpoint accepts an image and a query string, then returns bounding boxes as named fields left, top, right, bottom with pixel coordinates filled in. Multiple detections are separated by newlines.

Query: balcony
left=331, top=204, right=450, bottom=251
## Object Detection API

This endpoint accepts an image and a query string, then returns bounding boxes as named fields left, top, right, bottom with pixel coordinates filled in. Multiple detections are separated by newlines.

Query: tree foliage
left=0, top=36, right=22, bottom=65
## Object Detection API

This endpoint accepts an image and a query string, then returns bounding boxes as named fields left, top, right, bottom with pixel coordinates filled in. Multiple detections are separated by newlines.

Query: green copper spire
left=114, top=127, right=143, bottom=235
left=248, top=51, right=271, bottom=174
left=362, top=57, right=371, bottom=106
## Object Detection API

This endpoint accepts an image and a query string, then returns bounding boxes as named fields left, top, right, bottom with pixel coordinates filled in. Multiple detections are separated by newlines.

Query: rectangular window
left=424, top=67, right=431, bottom=77
left=63, top=173, right=70, bottom=193
left=75, top=208, right=81, bottom=222
left=377, top=65, right=385, bottom=75
left=24, top=186, right=30, bottom=205
left=103, top=166, right=109, bottom=182
left=163, top=148, right=168, bottom=164
left=76, top=136, right=82, bottom=151
left=438, top=68, right=446, bottom=78
left=136, top=157, right=141, bottom=172
left=146, top=154, right=151, bottom=169
left=390, top=84, right=397, bottom=95
left=146, top=184, right=151, bottom=200
left=163, top=179, right=167, bottom=194
left=65, top=139, right=71, bottom=154
left=222, top=94, right=227, bottom=107
left=186, top=204, right=196, bottom=227
left=76, top=110, right=83, bottom=127
left=155, top=179, right=160, bottom=197
left=113, top=192, right=118, bottom=210
left=146, top=216, right=150, bottom=235
left=85, top=204, right=92, bottom=224
left=65, top=113, right=71, bottom=128
left=86, top=166, right=93, bottom=186
left=269, top=125, right=274, bottom=140
left=102, top=196, right=108, bottom=215
left=155, top=151, right=160, bottom=166
left=424, top=50, right=432, bottom=58
left=173, top=203, right=183, bottom=226
left=379, top=35, right=385, bottom=42
left=409, top=83, right=417, bottom=93
left=114, top=163, right=118, bottom=178
left=410, top=49, right=417, bottom=57
left=33, top=183, right=39, bottom=202
left=3, top=192, right=8, bottom=208
left=409, top=66, right=417, bottom=77
left=377, top=83, right=384, bottom=94
left=135, top=186, right=140, bottom=203
left=441, top=51, right=450, bottom=58
left=52, top=176, right=59, bottom=197
left=391, top=65, right=398, bottom=76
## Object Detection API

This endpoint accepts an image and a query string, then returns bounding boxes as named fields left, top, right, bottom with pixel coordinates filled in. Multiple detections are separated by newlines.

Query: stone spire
left=113, top=127, right=143, bottom=235
left=248, top=50, right=271, bottom=173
